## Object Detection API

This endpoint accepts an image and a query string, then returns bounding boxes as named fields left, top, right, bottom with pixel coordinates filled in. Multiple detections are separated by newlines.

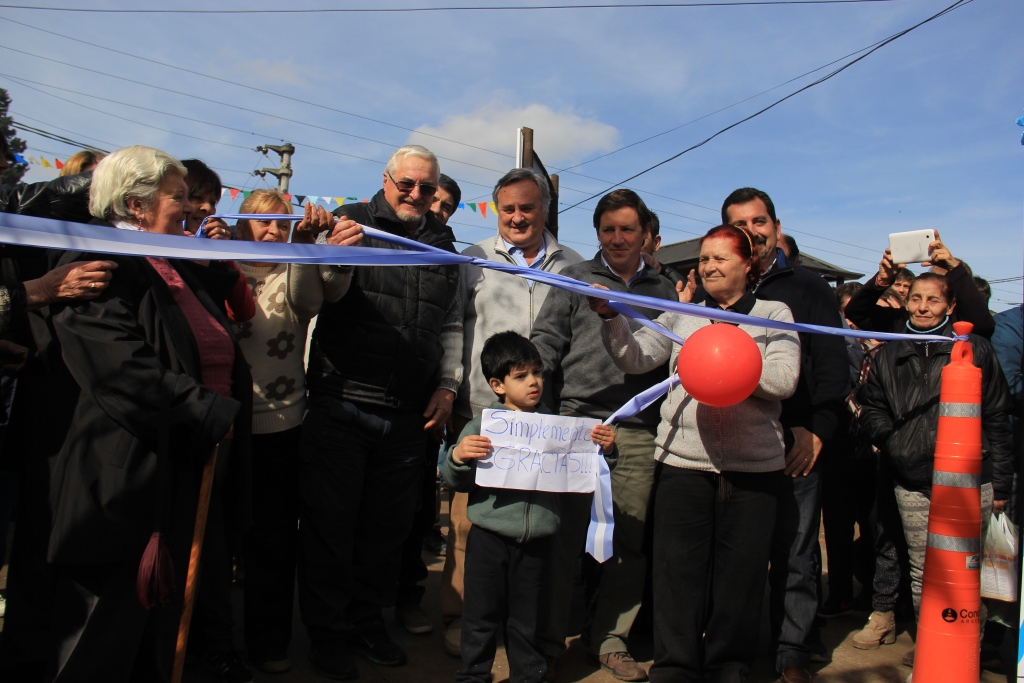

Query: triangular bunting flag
left=28, top=156, right=38, bottom=165
left=242, top=191, right=252, bottom=199
left=488, top=202, right=497, bottom=215
left=282, top=194, right=292, bottom=201
left=229, top=188, right=240, bottom=201
left=13, top=153, right=26, bottom=164
left=346, top=197, right=358, bottom=201
left=40, top=158, right=52, bottom=168
left=221, top=188, right=230, bottom=198
left=335, top=197, right=345, bottom=206
left=306, top=196, right=320, bottom=205
left=467, top=203, right=477, bottom=213
left=55, top=158, right=64, bottom=170
left=294, top=195, right=306, bottom=205
left=458, top=203, right=465, bottom=210
left=321, top=197, right=334, bottom=206
left=478, top=202, right=487, bottom=218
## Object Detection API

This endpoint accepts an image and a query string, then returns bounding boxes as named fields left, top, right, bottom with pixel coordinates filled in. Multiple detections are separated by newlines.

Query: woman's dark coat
left=857, top=322, right=1013, bottom=499
left=47, top=252, right=252, bottom=566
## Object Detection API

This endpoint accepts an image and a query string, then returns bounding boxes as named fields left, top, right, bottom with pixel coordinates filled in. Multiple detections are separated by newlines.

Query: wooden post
left=520, top=127, right=534, bottom=169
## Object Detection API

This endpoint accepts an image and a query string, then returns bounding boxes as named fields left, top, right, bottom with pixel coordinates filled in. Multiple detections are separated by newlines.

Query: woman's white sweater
left=601, top=298, right=801, bottom=473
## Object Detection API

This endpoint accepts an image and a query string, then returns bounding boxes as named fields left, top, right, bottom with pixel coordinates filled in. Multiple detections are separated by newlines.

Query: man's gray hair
left=491, top=168, right=551, bottom=213
left=89, top=145, right=187, bottom=222
left=384, top=145, right=439, bottom=180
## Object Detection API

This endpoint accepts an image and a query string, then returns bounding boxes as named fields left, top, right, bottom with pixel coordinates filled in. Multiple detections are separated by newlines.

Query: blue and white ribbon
left=0, top=211, right=960, bottom=344
left=586, top=374, right=681, bottom=562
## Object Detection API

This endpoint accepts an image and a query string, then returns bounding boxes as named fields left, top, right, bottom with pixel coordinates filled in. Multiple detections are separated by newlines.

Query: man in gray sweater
left=531, top=189, right=679, bottom=682
left=440, top=168, right=583, bottom=657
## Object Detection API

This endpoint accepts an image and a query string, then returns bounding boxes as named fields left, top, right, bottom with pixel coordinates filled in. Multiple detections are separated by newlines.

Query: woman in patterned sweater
left=232, top=189, right=356, bottom=674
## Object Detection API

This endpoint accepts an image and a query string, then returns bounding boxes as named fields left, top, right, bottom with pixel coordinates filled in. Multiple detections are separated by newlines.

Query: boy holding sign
left=442, top=332, right=616, bottom=683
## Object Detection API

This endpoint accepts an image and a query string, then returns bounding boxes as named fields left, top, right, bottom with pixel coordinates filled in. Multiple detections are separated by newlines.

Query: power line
left=0, top=46, right=515, bottom=176
left=0, top=11, right=874, bottom=239
left=558, top=0, right=975, bottom=213
left=0, top=13, right=816, bottom=219
left=1, top=74, right=255, bottom=151
left=10, top=121, right=108, bottom=152
left=0, top=0, right=972, bottom=260
left=3, top=78, right=946, bottom=270
left=552, top=36, right=889, bottom=174
left=6, top=78, right=501, bottom=198
left=0, top=15, right=509, bottom=159
left=0, top=1, right=909, bottom=13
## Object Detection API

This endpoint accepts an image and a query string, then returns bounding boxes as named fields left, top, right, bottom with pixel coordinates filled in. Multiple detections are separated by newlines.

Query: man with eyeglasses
left=299, top=145, right=463, bottom=679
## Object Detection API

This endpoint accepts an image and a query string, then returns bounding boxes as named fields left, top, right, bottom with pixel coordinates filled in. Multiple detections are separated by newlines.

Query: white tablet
left=888, top=229, right=935, bottom=264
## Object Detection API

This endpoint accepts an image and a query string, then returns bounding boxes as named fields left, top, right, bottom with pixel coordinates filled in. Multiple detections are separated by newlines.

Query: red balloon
left=677, top=323, right=763, bottom=407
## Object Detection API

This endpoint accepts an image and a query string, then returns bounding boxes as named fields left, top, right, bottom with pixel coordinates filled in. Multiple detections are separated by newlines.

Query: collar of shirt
left=600, top=252, right=645, bottom=284
left=502, top=235, right=547, bottom=270
left=753, top=248, right=782, bottom=292
left=703, top=289, right=757, bottom=316
left=113, top=220, right=142, bottom=232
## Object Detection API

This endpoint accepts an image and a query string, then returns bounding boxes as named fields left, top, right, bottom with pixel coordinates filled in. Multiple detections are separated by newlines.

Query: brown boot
left=851, top=610, right=897, bottom=650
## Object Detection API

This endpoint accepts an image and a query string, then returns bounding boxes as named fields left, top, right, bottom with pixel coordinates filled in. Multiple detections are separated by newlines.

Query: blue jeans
left=769, top=470, right=822, bottom=671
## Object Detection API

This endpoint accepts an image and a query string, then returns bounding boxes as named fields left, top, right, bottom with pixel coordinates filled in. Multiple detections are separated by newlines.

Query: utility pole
left=254, top=142, right=295, bottom=193
left=516, top=127, right=558, bottom=238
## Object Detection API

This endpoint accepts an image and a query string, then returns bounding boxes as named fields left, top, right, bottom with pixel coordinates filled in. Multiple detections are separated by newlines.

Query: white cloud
left=409, top=100, right=620, bottom=176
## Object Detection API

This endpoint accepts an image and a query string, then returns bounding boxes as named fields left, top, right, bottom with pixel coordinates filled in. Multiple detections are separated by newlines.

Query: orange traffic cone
left=913, top=321, right=983, bottom=683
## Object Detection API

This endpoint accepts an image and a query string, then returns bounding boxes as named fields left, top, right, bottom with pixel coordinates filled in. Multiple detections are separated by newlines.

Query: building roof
left=657, top=237, right=864, bottom=284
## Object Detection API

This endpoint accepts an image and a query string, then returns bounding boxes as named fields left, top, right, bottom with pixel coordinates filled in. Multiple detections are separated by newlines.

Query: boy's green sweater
left=442, top=401, right=566, bottom=544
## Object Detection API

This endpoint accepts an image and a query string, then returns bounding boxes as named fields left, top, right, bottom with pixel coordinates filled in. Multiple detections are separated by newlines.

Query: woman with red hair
left=590, top=224, right=801, bottom=682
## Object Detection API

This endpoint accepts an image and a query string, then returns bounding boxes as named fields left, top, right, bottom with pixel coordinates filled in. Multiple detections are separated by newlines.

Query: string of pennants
left=222, top=188, right=498, bottom=218
left=17, top=155, right=497, bottom=218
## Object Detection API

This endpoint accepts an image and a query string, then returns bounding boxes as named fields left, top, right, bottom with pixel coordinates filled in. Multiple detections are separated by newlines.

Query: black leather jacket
left=857, top=320, right=1013, bottom=498
left=0, top=171, right=93, bottom=222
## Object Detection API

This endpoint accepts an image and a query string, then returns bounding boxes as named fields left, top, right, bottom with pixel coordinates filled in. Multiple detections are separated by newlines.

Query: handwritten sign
left=475, top=409, right=602, bottom=493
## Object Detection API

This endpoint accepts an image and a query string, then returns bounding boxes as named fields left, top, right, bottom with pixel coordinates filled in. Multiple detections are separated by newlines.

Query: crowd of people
left=0, top=136, right=1020, bottom=683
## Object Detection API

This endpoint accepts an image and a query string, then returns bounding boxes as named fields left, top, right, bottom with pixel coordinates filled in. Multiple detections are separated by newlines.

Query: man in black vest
left=298, top=145, right=462, bottom=680
left=722, top=188, right=849, bottom=683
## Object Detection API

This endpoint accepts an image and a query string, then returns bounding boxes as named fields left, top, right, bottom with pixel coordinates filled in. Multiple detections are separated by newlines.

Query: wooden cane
left=171, top=444, right=220, bottom=683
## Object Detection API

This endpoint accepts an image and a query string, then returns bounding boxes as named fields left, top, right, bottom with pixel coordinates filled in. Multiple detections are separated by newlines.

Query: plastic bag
left=980, top=512, right=1018, bottom=602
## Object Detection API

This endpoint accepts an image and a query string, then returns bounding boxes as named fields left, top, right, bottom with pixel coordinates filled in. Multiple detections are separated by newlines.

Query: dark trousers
left=650, top=467, right=781, bottom=683
left=870, top=464, right=910, bottom=615
left=0, top=449, right=57, bottom=673
left=769, top=469, right=822, bottom=672
left=297, top=400, right=427, bottom=645
left=820, top=444, right=876, bottom=604
left=458, top=525, right=548, bottom=683
left=243, top=427, right=302, bottom=658
left=396, top=440, right=442, bottom=607
left=46, top=560, right=180, bottom=683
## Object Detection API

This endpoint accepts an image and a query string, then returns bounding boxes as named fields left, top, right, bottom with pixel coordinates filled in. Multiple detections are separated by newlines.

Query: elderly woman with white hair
left=44, top=145, right=252, bottom=682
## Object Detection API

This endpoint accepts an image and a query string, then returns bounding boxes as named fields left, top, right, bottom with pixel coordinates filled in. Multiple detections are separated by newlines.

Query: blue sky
left=2, top=0, right=1021, bottom=308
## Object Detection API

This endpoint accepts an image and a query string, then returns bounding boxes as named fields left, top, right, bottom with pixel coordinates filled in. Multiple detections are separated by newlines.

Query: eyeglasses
left=386, top=171, right=437, bottom=196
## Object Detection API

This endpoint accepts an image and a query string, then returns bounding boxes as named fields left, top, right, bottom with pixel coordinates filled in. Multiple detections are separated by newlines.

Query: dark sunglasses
left=386, top=171, right=437, bottom=196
